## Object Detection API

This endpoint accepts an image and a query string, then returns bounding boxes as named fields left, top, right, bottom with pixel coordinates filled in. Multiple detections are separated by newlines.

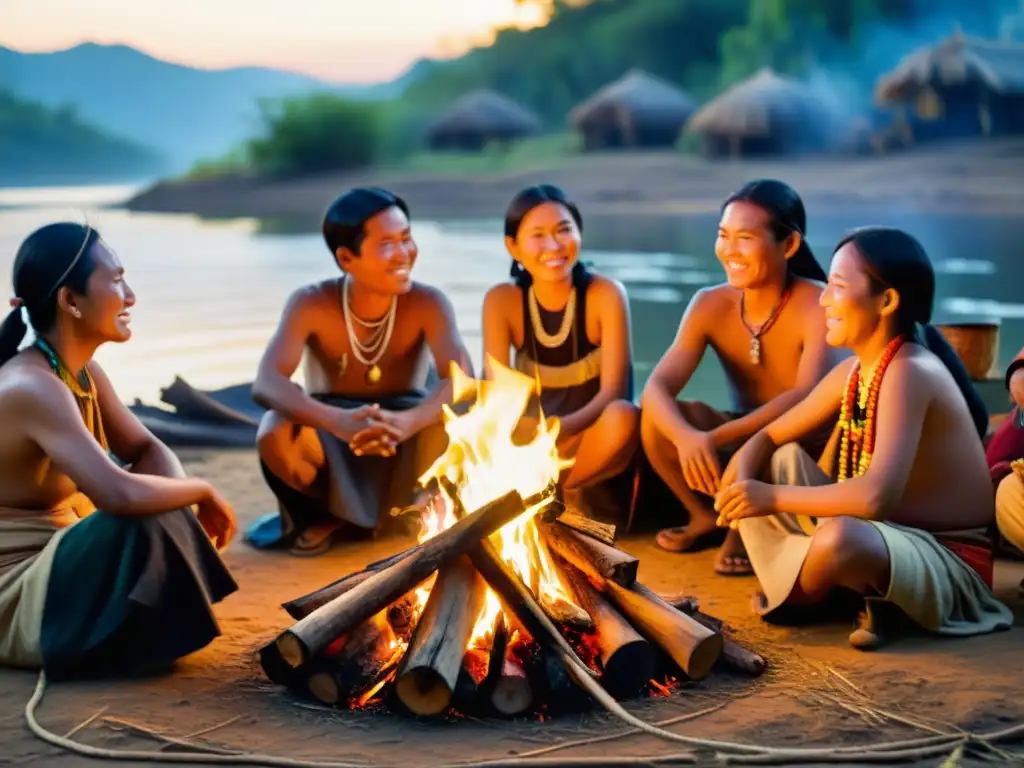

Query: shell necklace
left=528, top=285, right=576, bottom=349
left=341, top=276, right=396, bottom=386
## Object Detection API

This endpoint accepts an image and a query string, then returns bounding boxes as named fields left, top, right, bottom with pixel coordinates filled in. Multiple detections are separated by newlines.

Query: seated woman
left=482, top=185, right=639, bottom=513
left=0, top=223, right=237, bottom=679
left=716, top=226, right=1010, bottom=649
left=987, top=344, right=1024, bottom=591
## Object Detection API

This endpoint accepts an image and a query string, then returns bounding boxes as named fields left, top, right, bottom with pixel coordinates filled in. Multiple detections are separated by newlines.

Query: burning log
left=436, top=476, right=595, bottom=683
left=276, top=489, right=525, bottom=667
left=283, top=546, right=423, bottom=620
left=540, top=522, right=638, bottom=587
left=540, top=594, right=594, bottom=632
left=393, top=556, right=487, bottom=716
left=306, top=613, right=402, bottom=706
left=555, top=560, right=655, bottom=699
left=602, top=581, right=722, bottom=681
left=486, top=616, right=533, bottom=716
left=555, top=511, right=617, bottom=546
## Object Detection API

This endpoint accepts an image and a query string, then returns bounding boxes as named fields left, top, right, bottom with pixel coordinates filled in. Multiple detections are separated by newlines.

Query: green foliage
left=243, top=92, right=384, bottom=177
left=387, top=133, right=580, bottom=175
left=0, top=89, right=164, bottom=182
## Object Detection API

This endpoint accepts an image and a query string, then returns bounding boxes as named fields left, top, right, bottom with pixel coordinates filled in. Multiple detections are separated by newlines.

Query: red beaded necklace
left=836, top=333, right=907, bottom=481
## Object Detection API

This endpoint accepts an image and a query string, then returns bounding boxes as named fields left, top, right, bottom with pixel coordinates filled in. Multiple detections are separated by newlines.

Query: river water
left=0, top=184, right=1021, bottom=409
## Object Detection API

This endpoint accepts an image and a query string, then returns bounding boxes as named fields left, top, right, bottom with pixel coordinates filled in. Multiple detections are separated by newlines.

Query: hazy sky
left=0, top=0, right=546, bottom=82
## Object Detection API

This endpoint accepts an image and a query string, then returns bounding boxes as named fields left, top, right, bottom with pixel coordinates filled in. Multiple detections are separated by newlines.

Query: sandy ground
left=1, top=448, right=1023, bottom=766
left=124, top=139, right=1024, bottom=223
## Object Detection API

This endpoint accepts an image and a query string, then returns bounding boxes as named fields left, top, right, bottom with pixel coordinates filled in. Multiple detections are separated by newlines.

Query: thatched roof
left=876, top=33, right=1024, bottom=103
left=426, top=89, right=541, bottom=139
left=686, top=68, right=837, bottom=138
left=569, top=70, right=696, bottom=129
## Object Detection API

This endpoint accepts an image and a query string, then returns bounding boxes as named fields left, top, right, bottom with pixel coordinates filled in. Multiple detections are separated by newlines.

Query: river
left=0, top=184, right=1020, bottom=409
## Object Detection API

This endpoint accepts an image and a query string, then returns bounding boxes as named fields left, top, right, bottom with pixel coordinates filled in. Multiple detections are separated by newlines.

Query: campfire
left=260, top=360, right=764, bottom=718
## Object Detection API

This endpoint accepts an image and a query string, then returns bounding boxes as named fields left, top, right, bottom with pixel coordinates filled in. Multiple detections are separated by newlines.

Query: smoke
left=798, top=0, right=1020, bottom=126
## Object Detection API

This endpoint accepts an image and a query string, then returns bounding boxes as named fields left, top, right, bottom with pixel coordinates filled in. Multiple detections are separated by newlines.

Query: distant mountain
left=0, top=43, right=395, bottom=172
left=0, top=88, right=167, bottom=186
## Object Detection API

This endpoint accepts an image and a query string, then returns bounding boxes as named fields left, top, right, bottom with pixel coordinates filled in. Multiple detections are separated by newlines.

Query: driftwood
left=556, top=559, right=655, bottom=699
left=603, top=581, right=722, bottom=681
left=393, top=556, right=487, bottom=716
left=555, top=512, right=617, bottom=546
left=540, top=522, right=638, bottom=587
left=276, top=489, right=525, bottom=667
left=283, top=545, right=424, bottom=620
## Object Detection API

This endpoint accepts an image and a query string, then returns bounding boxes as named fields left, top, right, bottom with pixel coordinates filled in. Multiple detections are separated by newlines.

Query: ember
left=261, top=360, right=765, bottom=718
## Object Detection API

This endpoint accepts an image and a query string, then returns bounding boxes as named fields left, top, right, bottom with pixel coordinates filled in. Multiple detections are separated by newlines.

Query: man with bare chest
left=245, top=188, right=472, bottom=555
left=641, top=180, right=841, bottom=575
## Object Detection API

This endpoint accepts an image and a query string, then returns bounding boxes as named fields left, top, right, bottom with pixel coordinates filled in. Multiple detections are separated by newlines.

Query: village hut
left=875, top=32, right=1024, bottom=143
left=685, top=68, right=841, bottom=158
left=568, top=70, right=696, bottom=150
left=425, top=89, right=541, bottom=152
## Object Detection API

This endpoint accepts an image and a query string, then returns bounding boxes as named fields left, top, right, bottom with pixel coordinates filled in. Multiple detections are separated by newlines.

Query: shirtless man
left=640, top=180, right=838, bottom=575
left=248, top=187, right=472, bottom=555
left=0, top=222, right=236, bottom=678
left=717, top=226, right=1008, bottom=649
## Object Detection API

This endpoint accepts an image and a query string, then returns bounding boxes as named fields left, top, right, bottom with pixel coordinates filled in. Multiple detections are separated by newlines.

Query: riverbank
left=0, top=447, right=1022, bottom=765
left=124, top=138, right=1024, bottom=223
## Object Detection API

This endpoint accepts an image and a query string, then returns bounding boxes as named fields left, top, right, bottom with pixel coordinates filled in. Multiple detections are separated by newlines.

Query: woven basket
left=935, top=322, right=1000, bottom=381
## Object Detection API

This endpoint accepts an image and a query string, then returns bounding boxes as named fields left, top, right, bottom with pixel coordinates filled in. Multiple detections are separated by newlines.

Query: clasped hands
left=673, top=428, right=775, bottom=528
left=330, top=404, right=419, bottom=457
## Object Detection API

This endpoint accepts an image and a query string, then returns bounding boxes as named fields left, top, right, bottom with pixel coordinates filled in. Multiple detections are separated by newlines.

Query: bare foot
left=714, top=528, right=753, bottom=576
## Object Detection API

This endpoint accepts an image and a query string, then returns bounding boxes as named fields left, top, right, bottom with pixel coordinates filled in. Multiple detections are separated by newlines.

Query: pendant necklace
left=341, top=277, right=396, bottom=386
left=739, top=281, right=793, bottom=365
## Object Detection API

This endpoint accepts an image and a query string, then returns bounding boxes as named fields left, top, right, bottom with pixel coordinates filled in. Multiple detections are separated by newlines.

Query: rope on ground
left=23, top=667, right=1024, bottom=766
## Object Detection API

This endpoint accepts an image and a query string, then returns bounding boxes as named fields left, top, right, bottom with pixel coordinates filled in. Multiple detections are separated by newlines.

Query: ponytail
left=0, top=305, right=28, bottom=367
left=915, top=323, right=989, bottom=440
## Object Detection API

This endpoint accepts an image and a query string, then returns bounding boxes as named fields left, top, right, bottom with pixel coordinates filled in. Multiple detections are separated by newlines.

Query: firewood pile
left=259, top=483, right=765, bottom=719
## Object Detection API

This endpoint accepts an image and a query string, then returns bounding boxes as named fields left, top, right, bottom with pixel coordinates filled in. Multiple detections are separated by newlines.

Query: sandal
left=289, top=522, right=345, bottom=557
left=655, top=525, right=726, bottom=553
left=714, top=530, right=753, bottom=576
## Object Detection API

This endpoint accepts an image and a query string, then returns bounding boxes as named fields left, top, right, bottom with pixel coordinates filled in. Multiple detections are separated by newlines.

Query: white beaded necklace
left=341, top=276, right=396, bottom=385
left=528, top=285, right=576, bottom=349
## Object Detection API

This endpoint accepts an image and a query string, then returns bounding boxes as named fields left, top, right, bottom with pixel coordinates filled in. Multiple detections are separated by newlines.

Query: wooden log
left=283, top=544, right=423, bottom=620
left=492, top=647, right=532, bottom=716
left=540, top=593, right=595, bottom=632
left=305, top=615, right=397, bottom=706
left=602, top=581, right=722, bottom=681
left=658, top=592, right=700, bottom=616
left=393, top=556, right=487, bottom=716
left=435, top=476, right=597, bottom=691
left=540, top=522, right=638, bottom=587
left=467, top=538, right=598, bottom=684
left=686, top=611, right=766, bottom=677
left=259, top=640, right=299, bottom=688
left=276, top=489, right=525, bottom=667
left=555, top=511, right=617, bottom=545
left=556, top=560, right=655, bottom=699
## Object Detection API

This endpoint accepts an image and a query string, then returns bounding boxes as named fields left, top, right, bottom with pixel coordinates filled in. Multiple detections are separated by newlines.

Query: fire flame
left=416, top=357, right=579, bottom=648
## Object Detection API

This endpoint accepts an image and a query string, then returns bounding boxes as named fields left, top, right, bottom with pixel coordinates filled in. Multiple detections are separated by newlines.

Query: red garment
left=937, top=539, right=994, bottom=588
left=985, top=409, right=1024, bottom=484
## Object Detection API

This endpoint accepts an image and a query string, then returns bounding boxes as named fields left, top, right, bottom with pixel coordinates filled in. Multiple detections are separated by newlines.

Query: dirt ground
left=1, top=449, right=1023, bottom=767
left=124, top=138, right=1024, bottom=223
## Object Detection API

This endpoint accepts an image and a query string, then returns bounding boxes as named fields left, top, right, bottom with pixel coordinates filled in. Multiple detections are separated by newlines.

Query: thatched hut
left=568, top=70, right=696, bottom=150
left=685, top=68, right=840, bottom=158
left=875, top=32, right=1024, bottom=143
left=425, top=90, right=541, bottom=152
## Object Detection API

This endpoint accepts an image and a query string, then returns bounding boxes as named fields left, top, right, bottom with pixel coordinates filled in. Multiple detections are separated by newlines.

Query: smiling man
left=640, top=180, right=841, bottom=576
left=245, top=188, right=472, bottom=555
